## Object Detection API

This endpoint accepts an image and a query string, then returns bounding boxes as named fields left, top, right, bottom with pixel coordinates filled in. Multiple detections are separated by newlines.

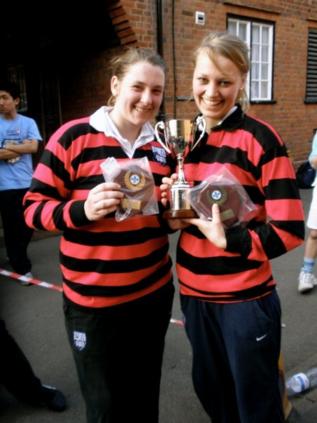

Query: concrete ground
left=0, top=189, right=317, bottom=422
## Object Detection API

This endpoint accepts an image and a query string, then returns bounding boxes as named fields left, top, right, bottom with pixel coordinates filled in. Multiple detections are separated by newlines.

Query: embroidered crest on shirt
left=73, top=331, right=87, bottom=351
left=152, top=146, right=167, bottom=165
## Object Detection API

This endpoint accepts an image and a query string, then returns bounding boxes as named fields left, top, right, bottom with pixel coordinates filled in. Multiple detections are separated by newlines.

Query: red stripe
left=61, top=237, right=167, bottom=260
left=60, top=256, right=171, bottom=287
left=62, top=274, right=171, bottom=308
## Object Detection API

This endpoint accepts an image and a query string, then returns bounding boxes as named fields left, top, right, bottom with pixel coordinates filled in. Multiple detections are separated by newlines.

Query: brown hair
left=107, top=48, right=166, bottom=106
left=194, top=32, right=250, bottom=111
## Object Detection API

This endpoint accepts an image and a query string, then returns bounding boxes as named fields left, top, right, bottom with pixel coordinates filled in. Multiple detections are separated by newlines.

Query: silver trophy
left=155, top=117, right=206, bottom=219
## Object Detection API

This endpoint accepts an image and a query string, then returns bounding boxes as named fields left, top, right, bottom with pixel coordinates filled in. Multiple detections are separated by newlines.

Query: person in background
left=161, top=32, right=305, bottom=423
left=23, top=48, right=174, bottom=423
left=0, top=318, right=66, bottom=412
left=298, top=130, right=317, bottom=293
left=0, top=81, right=42, bottom=285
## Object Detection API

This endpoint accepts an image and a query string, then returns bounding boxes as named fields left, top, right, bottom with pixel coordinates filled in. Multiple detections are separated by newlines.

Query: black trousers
left=181, top=290, right=284, bottom=423
left=0, top=188, right=33, bottom=274
left=64, top=281, right=174, bottom=423
left=0, top=319, right=43, bottom=403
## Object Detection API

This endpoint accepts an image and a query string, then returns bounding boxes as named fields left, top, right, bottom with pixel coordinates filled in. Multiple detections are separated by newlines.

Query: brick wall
left=120, top=0, right=317, bottom=163
left=60, top=49, right=122, bottom=123
left=60, top=0, right=317, bottom=163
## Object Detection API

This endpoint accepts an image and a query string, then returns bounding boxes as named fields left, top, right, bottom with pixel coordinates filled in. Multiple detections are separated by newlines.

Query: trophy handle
left=191, top=116, right=206, bottom=151
left=154, top=121, right=172, bottom=154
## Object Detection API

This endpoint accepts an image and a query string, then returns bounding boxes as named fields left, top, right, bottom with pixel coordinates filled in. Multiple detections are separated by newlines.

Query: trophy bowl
left=155, top=118, right=206, bottom=219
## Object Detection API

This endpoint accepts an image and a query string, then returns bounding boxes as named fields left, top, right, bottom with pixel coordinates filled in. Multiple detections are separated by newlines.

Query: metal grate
left=305, top=29, right=317, bottom=103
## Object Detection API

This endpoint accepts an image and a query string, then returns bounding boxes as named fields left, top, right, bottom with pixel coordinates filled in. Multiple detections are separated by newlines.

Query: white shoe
left=298, top=271, right=317, bottom=293
left=19, top=271, right=33, bottom=286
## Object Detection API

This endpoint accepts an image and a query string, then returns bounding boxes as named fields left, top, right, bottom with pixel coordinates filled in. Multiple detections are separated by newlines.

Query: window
left=305, top=29, right=317, bottom=103
left=228, top=17, right=274, bottom=102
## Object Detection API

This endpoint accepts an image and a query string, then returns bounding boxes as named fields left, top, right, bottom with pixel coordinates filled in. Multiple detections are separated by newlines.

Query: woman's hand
left=187, top=203, right=227, bottom=249
left=160, top=173, right=178, bottom=207
left=160, top=174, right=190, bottom=230
left=84, top=182, right=124, bottom=221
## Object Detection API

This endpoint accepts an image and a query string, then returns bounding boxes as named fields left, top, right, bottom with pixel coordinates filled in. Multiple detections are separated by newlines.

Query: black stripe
left=32, top=202, right=46, bottom=230
left=29, top=179, right=65, bottom=201
left=264, top=178, right=301, bottom=200
left=73, top=174, right=104, bottom=190
left=177, top=247, right=261, bottom=274
left=193, top=143, right=262, bottom=181
left=40, top=150, right=72, bottom=189
left=254, top=224, right=287, bottom=259
left=245, top=185, right=265, bottom=205
left=63, top=225, right=166, bottom=246
left=61, top=243, right=169, bottom=273
left=63, top=259, right=172, bottom=297
left=58, top=122, right=98, bottom=150
left=272, top=220, right=305, bottom=241
left=259, top=143, right=288, bottom=166
left=243, top=114, right=283, bottom=152
left=53, top=203, right=67, bottom=231
left=72, top=145, right=127, bottom=170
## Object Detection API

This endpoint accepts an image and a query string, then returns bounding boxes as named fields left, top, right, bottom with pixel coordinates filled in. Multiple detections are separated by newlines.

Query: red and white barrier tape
left=0, top=268, right=63, bottom=292
left=0, top=267, right=184, bottom=326
left=170, top=318, right=184, bottom=327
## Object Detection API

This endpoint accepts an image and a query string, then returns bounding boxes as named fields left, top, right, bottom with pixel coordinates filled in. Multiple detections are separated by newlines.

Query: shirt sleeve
left=226, top=135, right=305, bottom=261
left=27, top=118, right=43, bottom=141
left=23, top=122, right=91, bottom=232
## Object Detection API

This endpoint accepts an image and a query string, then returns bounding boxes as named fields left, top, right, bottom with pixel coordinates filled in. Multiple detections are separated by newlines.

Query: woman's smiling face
left=111, top=61, right=165, bottom=129
left=192, top=51, right=246, bottom=127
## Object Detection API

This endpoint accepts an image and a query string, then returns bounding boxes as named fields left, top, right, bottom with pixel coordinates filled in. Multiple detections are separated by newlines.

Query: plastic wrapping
left=100, top=157, right=159, bottom=221
left=188, top=167, right=257, bottom=228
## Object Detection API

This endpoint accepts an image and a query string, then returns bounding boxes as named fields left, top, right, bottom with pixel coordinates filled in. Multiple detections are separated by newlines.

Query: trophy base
left=163, top=208, right=197, bottom=219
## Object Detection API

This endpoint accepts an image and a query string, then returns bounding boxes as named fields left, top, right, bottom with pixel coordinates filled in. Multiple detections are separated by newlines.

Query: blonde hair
left=194, top=32, right=250, bottom=111
left=107, top=48, right=166, bottom=107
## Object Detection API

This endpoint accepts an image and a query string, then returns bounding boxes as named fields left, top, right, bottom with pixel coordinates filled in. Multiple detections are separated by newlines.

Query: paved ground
left=0, top=189, right=317, bottom=422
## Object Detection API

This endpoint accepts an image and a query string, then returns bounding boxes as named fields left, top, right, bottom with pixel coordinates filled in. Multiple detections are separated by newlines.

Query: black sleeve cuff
left=225, top=225, right=252, bottom=257
left=69, top=200, right=91, bottom=227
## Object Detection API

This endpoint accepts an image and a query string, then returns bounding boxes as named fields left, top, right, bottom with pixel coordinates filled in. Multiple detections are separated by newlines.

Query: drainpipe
left=156, top=0, right=166, bottom=121
left=156, top=0, right=163, bottom=58
left=171, top=0, right=176, bottom=117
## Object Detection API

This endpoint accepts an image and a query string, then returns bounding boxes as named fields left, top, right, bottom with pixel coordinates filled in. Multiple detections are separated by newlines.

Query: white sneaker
left=298, top=271, right=317, bottom=294
left=19, top=271, right=33, bottom=287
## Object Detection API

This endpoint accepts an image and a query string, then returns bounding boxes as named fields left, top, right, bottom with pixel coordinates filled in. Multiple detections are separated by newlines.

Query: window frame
left=227, top=15, right=275, bottom=104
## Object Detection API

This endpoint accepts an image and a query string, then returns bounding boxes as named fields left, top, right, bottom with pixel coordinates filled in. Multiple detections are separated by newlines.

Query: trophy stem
left=176, top=155, right=186, bottom=184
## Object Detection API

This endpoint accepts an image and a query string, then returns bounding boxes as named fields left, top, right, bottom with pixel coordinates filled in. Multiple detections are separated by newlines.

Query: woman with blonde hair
left=162, top=32, right=304, bottom=422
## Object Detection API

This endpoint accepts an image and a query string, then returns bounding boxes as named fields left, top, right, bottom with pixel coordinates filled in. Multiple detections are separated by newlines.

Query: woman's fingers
left=84, top=183, right=124, bottom=221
